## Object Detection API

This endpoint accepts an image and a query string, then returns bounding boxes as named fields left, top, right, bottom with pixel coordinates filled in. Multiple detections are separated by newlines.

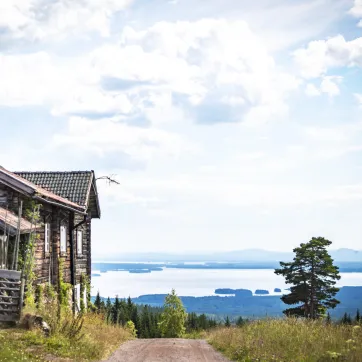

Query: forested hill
left=127, top=286, right=362, bottom=318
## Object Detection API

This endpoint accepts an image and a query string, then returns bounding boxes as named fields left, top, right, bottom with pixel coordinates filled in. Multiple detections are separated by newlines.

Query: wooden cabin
left=0, top=166, right=100, bottom=316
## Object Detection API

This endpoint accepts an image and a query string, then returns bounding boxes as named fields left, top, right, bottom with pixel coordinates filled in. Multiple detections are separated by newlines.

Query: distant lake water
left=91, top=267, right=362, bottom=299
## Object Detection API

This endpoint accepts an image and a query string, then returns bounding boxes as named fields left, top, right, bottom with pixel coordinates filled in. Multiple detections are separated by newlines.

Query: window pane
left=45, top=223, right=50, bottom=253
left=77, top=230, right=82, bottom=255
left=60, top=225, right=66, bottom=253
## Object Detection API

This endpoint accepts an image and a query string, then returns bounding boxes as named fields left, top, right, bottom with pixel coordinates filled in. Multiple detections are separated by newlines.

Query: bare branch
left=96, top=175, right=120, bottom=186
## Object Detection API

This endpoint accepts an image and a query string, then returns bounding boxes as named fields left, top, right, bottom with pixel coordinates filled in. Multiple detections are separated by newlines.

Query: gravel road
left=103, top=339, right=230, bottom=362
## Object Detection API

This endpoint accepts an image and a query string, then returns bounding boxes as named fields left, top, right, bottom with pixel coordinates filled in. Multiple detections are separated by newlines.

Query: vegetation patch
left=0, top=313, right=132, bottom=362
left=207, top=319, right=362, bottom=362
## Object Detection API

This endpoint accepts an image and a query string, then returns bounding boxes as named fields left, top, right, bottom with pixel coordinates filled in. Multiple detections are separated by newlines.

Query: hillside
left=95, top=248, right=362, bottom=263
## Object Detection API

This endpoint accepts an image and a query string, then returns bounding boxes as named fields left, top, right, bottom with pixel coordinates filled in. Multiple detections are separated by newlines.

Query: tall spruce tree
left=356, top=309, right=361, bottom=323
left=94, top=291, right=102, bottom=313
left=275, top=237, right=340, bottom=319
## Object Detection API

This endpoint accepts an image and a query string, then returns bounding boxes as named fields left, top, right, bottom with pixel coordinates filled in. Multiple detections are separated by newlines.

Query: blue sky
left=1, top=0, right=362, bottom=256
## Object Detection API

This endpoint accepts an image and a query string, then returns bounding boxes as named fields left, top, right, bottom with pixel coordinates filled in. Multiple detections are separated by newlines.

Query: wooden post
left=12, top=200, right=23, bottom=271
left=19, top=277, right=25, bottom=316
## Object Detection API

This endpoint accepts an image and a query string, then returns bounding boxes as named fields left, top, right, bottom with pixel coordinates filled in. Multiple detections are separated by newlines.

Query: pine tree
left=94, top=291, right=102, bottom=313
left=225, top=316, right=231, bottom=327
left=105, top=297, right=112, bottom=323
left=158, top=289, right=187, bottom=338
left=112, top=296, right=121, bottom=325
left=236, top=316, right=245, bottom=327
left=140, top=305, right=151, bottom=338
left=356, top=309, right=361, bottom=324
left=326, top=312, right=331, bottom=324
left=275, top=237, right=340, bottom=319
left=341, top=312, right=352, bottom=325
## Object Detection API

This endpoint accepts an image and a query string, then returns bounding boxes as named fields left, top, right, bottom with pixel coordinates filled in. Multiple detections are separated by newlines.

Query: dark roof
left=14, top=171, right=101, bottom=218
left=0, top=167, right=86, bottom=213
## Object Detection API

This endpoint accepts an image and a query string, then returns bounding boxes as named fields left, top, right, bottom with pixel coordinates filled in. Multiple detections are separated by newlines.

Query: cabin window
left=75, top=284, right=81, bottom=312
left=77, top=230, right=83, bottom=255
left=45, top=223, right=51, bottom=254
left=60, top=225, right=67, bottom=253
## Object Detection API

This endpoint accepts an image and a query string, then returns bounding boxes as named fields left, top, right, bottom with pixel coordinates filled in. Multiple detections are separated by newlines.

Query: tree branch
left=96, top=175, right=120, bottom=185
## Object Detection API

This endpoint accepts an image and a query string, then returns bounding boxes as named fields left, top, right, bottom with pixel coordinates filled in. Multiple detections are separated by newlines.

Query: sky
left=1, top=0, right=362, bottom=256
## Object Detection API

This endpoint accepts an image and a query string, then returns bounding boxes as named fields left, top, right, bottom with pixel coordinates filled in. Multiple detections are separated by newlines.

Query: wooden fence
left=0, top=269, right=21, bottom=322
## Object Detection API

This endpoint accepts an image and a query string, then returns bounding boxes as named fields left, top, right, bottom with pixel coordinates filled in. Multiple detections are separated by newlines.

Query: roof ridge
left=15, top=171, right=93, bottom=174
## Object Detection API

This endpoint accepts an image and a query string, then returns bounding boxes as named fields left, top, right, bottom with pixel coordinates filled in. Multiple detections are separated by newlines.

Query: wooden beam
left=0, top=287, right=19, bottom=291
left=0, top=314, right=19, bottom=322
left=0, top=270, right=21, bottom=280
left=0, top=301, right=19, bottom=306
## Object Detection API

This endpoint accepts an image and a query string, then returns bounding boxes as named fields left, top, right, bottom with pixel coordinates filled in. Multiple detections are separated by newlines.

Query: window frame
left=44, top=222, right=51, bottom=254
left=76, top=229, right=83, bottom=256
left=60, top=224, right=67, bottom=254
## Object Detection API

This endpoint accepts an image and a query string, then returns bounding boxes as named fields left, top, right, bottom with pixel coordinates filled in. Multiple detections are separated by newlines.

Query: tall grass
left=1, top=312, right=132, bottom=361
left=207, top=318, right=362, bottom=361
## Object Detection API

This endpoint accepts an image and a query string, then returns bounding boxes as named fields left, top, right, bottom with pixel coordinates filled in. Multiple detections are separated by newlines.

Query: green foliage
left=20, top=203, right=42, bottom=309
left=208, top=318, right=362, bottom=362
left=275, top=237, right=341, bottom=319
left=99, top=293, right=219, bottom=338
left=186, top=312, right=218, bottom=332
left=80, top=274, right=91, bottom=313
left=35, top=284, right=45, bottom=310
left=355, top=309, right=361, bottom=323
left=326, top=312, right=332, bottom=324
left=341, top=312, right=353, bottom=325
left=0, top=313, right=133, bottom=362
left=235, top=316, right=247, bottom=327
left=225, top=316, right=231, bottom=327
left=58, top=258, right=72, bottom=314
left=59, top=313, right=84, bottom=340
left=126, top=320, right=137, bottom=338
left=158, top=289, right=187, bottom=338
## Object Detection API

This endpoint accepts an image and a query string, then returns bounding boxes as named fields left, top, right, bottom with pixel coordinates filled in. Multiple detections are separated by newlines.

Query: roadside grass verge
left=207, top=318, right=362, bottom=361
left=0, top=313, right=132, bottom=362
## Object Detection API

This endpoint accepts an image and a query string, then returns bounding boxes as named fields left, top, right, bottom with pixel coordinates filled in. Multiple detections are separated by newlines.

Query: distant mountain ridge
left=95, top=248, right=362, bottom=263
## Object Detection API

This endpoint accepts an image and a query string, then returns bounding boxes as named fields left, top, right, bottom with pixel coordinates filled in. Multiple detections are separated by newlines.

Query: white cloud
left=294, top=35, right=362, bottom=78
left=0, top=0, right=133, bottom=40
left=305, top=83, right=321, bottom=96
left=349, top=0, right=362, bottom=25
left=53, top=117, right=197, bottom=162
left=0, top=18, right=300, bottom=126
left=355, top=93, right=362, bottom=105
left=320, top=76, right=342, bottom=97
left=90, top=19, right=299, bottom=124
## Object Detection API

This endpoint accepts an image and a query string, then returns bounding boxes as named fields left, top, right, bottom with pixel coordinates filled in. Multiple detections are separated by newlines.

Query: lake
left=91, top=267, right=362, bottom=299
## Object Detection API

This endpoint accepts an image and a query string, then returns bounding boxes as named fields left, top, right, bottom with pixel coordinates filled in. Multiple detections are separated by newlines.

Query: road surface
left=104, top=339, right=230, bottom=362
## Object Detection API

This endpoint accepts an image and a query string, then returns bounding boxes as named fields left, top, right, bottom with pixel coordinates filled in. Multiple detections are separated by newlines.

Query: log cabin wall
left=74, top=213, right=91, bottom=284
left=0, top=182, right=74, bottom=286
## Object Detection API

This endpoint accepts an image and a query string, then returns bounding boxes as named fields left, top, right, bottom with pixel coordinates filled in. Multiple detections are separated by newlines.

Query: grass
left=207, top=319, right=362, bottom=361
left=0, top=313, right=132, bottom=362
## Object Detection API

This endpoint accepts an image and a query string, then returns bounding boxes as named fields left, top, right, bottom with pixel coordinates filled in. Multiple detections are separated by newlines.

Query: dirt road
left=104, top=339, right=230, bottom=362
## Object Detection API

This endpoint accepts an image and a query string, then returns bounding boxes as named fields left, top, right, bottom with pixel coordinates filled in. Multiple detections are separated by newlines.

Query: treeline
left=93, top=292, right=220, bottom=338
left=334, top=309, right=361, bottom=325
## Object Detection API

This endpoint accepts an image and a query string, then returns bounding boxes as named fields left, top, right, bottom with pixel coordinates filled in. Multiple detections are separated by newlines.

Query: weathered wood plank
left=0, top=287, right=19, bottom=291
left=0, top=314, right=19, bottom=322
left=0, top=270, right=21, bottom=280
left=0, top=307, right=19, bottom=312
left=0, top=281, right=21, bottom=285
left=0, top=300, right=19, bottom=305
left=0, top=295, right=19, bottom=299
